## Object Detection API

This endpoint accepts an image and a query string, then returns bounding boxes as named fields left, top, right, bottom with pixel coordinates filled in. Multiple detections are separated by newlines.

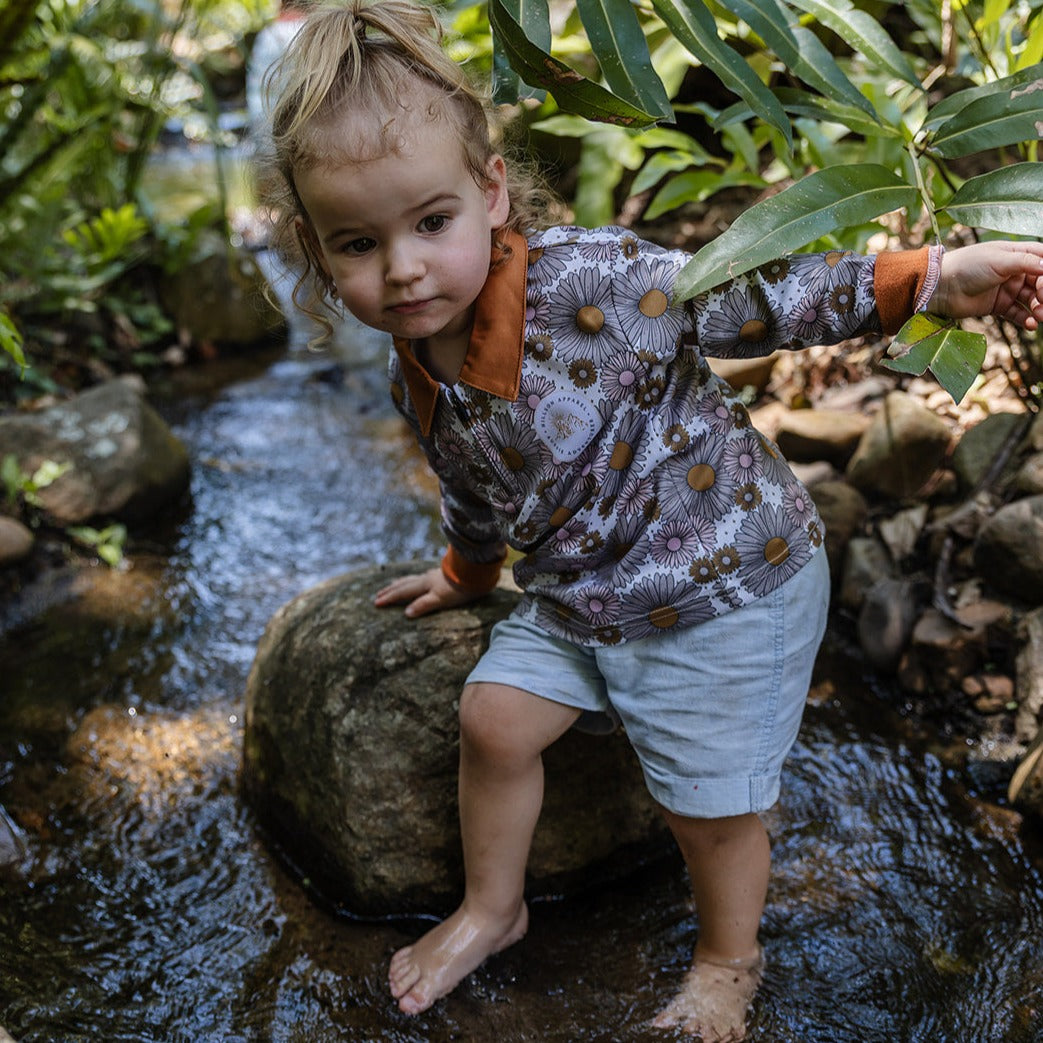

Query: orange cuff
left=874, top=248, right=930, bottom=335
left=441, top=546, right=505, bottom=594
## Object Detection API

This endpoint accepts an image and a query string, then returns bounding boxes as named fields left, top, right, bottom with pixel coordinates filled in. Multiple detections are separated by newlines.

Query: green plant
left=1, top=453, right=71, bottom=508
left=67, top=523, right=127, bottom=567
left=478, top=0, right=1043, bottom=403
left=0, top=312, right=25, bottom=375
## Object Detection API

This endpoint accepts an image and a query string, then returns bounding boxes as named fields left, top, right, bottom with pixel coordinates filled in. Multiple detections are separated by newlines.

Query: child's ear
left=294, top=215, right=330, bottom=277
left=485, top=154, right=510, bottom=230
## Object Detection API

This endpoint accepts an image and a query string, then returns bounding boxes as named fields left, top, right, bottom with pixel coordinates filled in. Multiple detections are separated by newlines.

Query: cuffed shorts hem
left=641, top=768, right=783, bottom=819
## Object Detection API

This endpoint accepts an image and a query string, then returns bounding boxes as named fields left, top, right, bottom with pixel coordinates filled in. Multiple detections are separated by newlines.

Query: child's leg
left=389, top=681, right=580, bottom=1015
left=652, top=808, right=769, bottom=1041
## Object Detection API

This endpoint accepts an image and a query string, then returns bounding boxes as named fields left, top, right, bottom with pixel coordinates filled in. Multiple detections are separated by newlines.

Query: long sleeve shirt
left=389, top=225, right=936, bottom=646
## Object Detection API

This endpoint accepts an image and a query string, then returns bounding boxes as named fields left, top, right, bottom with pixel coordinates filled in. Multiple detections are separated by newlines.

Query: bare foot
left=651, top=947, right=764, bottom=1041
left=388, top=901, right=529, bottom=1015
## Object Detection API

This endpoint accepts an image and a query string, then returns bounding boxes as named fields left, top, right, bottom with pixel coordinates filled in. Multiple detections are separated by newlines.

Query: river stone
left=950, top=411, right=1027, bottom=492
left=1015, top=452, right=1043, bottom=495
left=838, top=536, right=893, bottom=612
left=1015, top=608, right=1043, bottom=743
left=159, top=234, right=286, bottom=347
left=973, top=495, right=1043, bottom=605
left=242, top=562, right=670, bottom=917
left=857, top=577, right=919, bottom=673
left=845, top=391, right=951, bottom=500
left=0, top=379, right=190, bottom=525
left=774, top=408, right=871, bottom=468
left=807, top=479, right=868, bottom=581
left=0, top=516, right=33, bottom=566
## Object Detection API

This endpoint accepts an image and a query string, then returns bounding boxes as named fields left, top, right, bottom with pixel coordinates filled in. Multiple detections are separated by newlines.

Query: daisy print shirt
left=389, top=225, right=936, bottom=646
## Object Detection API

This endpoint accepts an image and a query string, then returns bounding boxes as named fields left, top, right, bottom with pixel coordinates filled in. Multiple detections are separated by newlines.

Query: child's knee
left=459, top=682, right=527, bottom=761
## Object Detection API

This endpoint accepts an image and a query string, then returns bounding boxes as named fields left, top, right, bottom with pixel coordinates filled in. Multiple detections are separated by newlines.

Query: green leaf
left=489, top=0, right=660, bottom=125
left=928, top=82, right=1043, bottom=158
left=576, top=0, right=673, bottom=119
left=491, top=0, right=551, bottom=103
left=786, top=0, right=921, bottom=88
left=771, top=86, right=904, bottom=140
left=725, top=0, right=876, bottom=116
left=645, top=169, right=764, bottom=219
left=0, top=311, right=26, bottom=375
left=923, top=62, right=1043, bottom=129
left=943, top=162, right=1043, bottom=237
left=673, top=164, right=918, bottom=300
left=881, top=313, right=987, bottom=404
left=650, top=0, right=793, bottom=147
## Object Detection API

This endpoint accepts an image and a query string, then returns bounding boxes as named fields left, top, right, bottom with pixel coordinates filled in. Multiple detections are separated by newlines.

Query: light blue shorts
left=465, top=549, right=830, bottom=819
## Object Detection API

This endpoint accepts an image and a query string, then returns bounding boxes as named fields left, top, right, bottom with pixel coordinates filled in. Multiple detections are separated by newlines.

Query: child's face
left=295, top=115, right=510, bottom=351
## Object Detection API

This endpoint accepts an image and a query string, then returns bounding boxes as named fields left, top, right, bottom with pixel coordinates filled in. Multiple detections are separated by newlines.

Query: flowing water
left=3, top=147, right=1043, bottom=1040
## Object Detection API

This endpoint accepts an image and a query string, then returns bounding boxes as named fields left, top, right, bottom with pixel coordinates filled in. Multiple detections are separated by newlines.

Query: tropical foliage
left=0, top=0, right=272, bottom=399
left=455, top=0, right=1043, bottom=401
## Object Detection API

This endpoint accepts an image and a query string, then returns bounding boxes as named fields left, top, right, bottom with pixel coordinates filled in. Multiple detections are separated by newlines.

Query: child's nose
left=385, top=241, right=423, bottom=284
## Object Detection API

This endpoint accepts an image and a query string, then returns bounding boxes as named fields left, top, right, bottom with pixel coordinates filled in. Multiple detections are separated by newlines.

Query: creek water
left=3, top=138, right=1043, bottom=1037
left=2, top=323, right=1043, bottom=1042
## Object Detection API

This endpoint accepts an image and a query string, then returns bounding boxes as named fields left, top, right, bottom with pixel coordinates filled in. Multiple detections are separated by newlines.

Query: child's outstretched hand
left=930, top=241, right=1043, bottom=329
left=374, top=566, right=484, bottom=618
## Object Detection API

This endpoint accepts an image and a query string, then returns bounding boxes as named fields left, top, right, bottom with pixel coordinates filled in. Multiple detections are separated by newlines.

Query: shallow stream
left=2, top=272, right=1043, bottom=1042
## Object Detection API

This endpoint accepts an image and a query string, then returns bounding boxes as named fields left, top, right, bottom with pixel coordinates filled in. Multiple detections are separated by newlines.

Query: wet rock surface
left=242, top=562, right=670, bottom=917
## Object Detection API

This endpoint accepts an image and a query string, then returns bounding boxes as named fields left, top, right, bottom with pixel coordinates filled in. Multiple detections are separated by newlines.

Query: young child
left=261, top=2, right=1043, bottom=1037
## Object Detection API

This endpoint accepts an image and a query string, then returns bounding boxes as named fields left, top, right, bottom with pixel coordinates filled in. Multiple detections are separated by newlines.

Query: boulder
left=857, top=577, right=919, bottom=673
left=0, top=379, right=190, bottom=525
left=973, top=495, right=1043, bottom=605
left=1014, top=608, right=1043, bottom=743
left=774, top=407, right=871, bottom=468
left=0, top=516, right=33, bottom=566
left=160, top=233, right=286, bottom=347
left=242, top=562, right=671, bottom=917
left=1015, top=452, right=1043, bottom=495
left=807, top=479, right=868, bottom=581
left=950, top=411, right=1027, bottom=492
left=845, top=391, right=951, bottom=500
left=837, top=535, right=893, bottom=612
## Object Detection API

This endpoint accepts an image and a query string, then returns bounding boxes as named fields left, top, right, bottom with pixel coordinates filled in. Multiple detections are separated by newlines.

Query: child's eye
left=343, top=237, right=376, bottom=256
left=419, top=214, right=449, bottom=234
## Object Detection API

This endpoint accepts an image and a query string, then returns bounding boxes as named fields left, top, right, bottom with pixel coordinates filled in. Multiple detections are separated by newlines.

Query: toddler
left=261, top=2, right=1043, bottom=1038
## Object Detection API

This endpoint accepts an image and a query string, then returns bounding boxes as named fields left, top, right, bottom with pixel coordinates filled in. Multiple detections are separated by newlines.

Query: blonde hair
left=258, top=0, right=560, bottom=340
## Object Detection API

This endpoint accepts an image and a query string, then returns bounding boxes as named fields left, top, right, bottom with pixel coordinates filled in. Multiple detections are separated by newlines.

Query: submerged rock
left=242, top=562, right=671, bottom=918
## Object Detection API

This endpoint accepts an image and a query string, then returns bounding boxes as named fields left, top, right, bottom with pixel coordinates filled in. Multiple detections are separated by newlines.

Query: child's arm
left=929, top=241, right=1043, bottom=329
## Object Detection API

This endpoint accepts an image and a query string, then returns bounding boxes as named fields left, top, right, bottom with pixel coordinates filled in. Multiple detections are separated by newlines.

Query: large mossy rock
left=242, top=562, right=670, bottom=917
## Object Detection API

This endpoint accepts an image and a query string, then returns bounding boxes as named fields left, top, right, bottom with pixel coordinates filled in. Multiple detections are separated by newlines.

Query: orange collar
left=392, top=229, right=528, bottom=436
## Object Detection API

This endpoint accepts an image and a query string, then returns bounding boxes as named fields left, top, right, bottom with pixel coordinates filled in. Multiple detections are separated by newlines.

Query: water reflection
left=1, top=340, right=1042, bottom=1041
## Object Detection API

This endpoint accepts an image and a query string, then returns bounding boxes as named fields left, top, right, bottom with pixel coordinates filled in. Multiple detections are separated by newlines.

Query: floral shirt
left=388, top=225, right=934, bottom=646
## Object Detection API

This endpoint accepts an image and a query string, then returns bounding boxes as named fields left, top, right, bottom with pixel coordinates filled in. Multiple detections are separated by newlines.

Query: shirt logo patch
left=533, top=390, right=600, bottom=462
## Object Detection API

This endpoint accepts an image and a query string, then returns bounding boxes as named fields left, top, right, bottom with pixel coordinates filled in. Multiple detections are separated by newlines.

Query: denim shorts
left=465, top=548, right=830, bottom=819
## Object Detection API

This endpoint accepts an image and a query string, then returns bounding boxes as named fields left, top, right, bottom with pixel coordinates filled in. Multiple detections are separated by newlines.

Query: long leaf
left=489, top=0, right=660, bottom=125
left=724, top=0, right=876, bottom=115
left=576, top=0, right=672, bottom=119
left=928, top=85, right=1043, bottom=158
left=942, top=162, right=1043, bottom=237
left=922, top=62, right=1043, bottom=129
left=650, top=0, right=792, bottom=146
left=786, top=0, right=921, bottom=88
left=672, top=163, right=918, bottom=300
left=881, top=313, right=987, bottom=404
left=765, top=86, right=904, bottom=140
left=492, top=0, right=551, bottom=103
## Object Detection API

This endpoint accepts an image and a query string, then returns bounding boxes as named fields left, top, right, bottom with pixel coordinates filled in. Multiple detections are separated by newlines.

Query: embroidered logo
left=533, top=390, right=600, bottom=462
